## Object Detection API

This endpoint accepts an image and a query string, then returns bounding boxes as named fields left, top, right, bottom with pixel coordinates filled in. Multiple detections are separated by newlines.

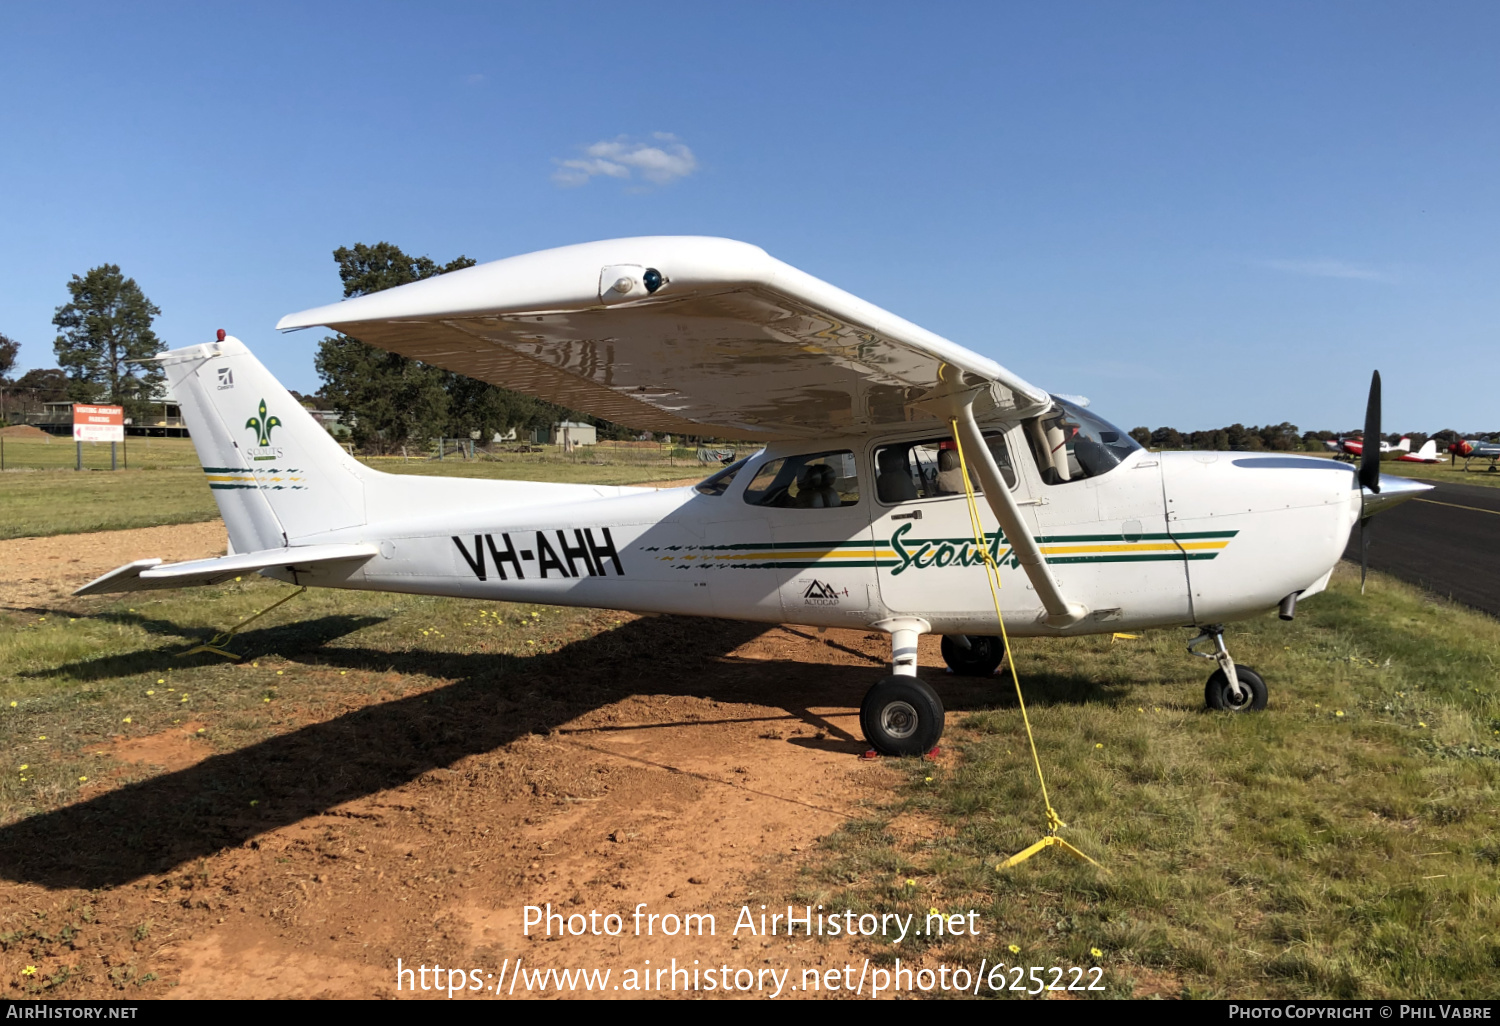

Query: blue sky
left=1, top=2, right=1495, bottom=432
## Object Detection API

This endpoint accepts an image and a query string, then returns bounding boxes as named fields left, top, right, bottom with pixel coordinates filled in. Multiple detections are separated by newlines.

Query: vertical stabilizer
left=160, top=336, right=367, bottom=551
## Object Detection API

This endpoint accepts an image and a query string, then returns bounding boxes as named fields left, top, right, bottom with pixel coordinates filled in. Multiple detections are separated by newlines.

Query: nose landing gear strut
left=1188, top=625, right=1268, bottom=712
left=861, top=617, right=945, bottom=756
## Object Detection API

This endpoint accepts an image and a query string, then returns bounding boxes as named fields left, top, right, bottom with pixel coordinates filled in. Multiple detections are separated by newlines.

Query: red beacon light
left=216, top=329, right=227, bottom=342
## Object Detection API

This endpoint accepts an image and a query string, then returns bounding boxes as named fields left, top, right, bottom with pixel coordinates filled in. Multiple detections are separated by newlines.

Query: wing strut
left=950, top=396, right=1086, bottom=628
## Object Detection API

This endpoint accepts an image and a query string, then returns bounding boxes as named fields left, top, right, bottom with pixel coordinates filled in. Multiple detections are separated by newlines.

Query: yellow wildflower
left=1008, top=944, right=1021, bottom=954
left=1090, top=947, right=1103, bottom=959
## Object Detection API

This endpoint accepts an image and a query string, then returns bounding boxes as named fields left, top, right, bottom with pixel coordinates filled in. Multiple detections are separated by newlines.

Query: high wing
left=276, top=236, right=1050, bottom=440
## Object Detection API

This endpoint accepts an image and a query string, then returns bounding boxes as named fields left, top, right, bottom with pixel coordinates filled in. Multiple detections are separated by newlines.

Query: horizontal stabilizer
left=74, top=544, right=379, bottom=596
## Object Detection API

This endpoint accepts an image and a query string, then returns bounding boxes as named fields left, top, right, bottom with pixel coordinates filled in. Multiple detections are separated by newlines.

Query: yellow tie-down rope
left=948, top=419, right=1103, bottom=872
left=178, top=585, right=307, bottom=661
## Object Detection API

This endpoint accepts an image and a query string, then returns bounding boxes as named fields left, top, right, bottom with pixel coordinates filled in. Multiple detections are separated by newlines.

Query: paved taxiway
left=1343, top=478, right=1500, bottom=618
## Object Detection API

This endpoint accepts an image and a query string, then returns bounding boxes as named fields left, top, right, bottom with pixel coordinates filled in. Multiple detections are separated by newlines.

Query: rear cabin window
left=742, top=451, right=860, bottom=509
left=873, top=434, right=1017, bottom=504
left=1023, top=398, right=1141, bottom=485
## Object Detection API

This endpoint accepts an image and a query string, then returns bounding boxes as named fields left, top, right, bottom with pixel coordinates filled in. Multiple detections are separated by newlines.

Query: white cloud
left=552, top=133, right=697, bottom=187
left=1257, top=258, right=1393, bottom=282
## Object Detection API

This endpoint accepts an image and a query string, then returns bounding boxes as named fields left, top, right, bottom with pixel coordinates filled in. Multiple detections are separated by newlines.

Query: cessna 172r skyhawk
left=78, top=237, right=1430, bottom=756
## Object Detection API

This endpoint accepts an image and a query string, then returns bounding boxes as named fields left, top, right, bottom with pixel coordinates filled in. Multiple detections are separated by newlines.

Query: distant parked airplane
left=1394, top=440, right=1442, bottom=464
left=1448, top=438, right=1500, bottom=472
left=1325, top=436, right=1409, bottom=462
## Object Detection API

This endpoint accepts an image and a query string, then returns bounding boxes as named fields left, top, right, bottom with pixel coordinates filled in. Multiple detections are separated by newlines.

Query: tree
left=14, top=367, right=69, bottom=402
left=1150, top=426, right=1183, bottom=450
left=52, top=265, right=165, bottom=418
left=315, top=244, right=476, bottom=451
left=0, top=332, right=17, bottom=381
left=1128, top=426, right=1152, bottom=448
left=315, top=242, right=595, bottom=450
left=315, top=335, right=451, bottom=451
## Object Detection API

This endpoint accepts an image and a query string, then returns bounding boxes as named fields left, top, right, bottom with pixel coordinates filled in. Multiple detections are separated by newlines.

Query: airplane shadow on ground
left=0, top=614, right=1122, bottom=891
left=20, top=612, right=388, bottom=682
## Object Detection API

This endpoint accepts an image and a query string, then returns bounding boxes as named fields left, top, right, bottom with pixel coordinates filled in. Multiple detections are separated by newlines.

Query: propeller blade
left=1358, top=370, right=1382, bottom=494
left=1360, top=515, right=1369, bottom=594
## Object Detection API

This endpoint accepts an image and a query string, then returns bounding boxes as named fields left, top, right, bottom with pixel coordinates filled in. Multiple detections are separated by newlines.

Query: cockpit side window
left=1023, top=398, right=1140, bottom=485
left=873, top=434, right=1016, bottom=504
left=742, top=450, right=860, bottom=509
left=694, top=457, right=749, bottom=496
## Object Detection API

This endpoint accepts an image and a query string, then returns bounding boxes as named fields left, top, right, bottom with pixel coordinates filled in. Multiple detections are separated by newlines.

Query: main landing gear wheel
left=1205, top=665, right=1267, bottom=712
left=860, top=675, right=945, bottom=756
left=940, top=635, right=1005, bottom=677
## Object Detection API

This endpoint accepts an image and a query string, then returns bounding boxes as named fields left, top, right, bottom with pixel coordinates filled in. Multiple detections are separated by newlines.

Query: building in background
left=549, top=421, right=596, bottom=447
left=28, top=384, right=188, bottom=437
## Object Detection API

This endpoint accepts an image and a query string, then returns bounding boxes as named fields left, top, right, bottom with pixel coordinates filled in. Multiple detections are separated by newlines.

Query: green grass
left=799, top=563, right=1500, bottom=999
left=1378, top=459, right=1500, bottom=489
left=0, top=444, right=712, bottom=539
left=0, top=435, right=203, bottom=472
left=0, top=469, right=222, bottom=540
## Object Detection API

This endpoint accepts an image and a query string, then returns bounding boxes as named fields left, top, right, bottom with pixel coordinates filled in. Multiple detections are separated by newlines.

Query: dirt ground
left=0, top=520, right=228, bottom=609
left=0, top=524, right=991, bottom=1000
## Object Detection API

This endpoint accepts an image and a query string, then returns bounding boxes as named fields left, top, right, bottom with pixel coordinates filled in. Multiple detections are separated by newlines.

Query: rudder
left=161, top=335, right=367, bottom=551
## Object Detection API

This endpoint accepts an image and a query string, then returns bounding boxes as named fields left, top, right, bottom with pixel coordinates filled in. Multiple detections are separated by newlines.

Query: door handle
left=890, top=509, right=923, bottom=521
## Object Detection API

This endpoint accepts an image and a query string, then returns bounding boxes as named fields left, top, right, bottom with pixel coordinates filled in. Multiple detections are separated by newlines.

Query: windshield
left=694, top=457, right=750, bottom=496
left=1023, top=398, right=1140, bottom=484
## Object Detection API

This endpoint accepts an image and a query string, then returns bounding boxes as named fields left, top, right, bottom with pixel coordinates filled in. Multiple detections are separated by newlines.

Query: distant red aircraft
left=1324, top=436, right=1409, bottom=463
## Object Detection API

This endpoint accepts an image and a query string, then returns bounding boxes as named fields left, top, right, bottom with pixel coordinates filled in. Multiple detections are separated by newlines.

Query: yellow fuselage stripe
left=1040, top=540, right=1229, bottom=555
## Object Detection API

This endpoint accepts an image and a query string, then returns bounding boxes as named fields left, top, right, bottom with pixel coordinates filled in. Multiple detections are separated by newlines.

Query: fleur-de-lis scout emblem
left=246, top=399, right=282, bottom=447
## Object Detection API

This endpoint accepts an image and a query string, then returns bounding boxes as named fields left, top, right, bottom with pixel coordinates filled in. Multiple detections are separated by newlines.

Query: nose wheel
left=1189, top=626, right=1268, bottom=712
left=863, top=617, right=945, bottom=756
left=860, top=675, right=945, bottom=756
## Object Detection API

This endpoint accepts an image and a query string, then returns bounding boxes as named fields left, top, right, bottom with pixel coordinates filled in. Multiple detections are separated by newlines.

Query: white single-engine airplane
left=79, top=237, right=1430, bottom=755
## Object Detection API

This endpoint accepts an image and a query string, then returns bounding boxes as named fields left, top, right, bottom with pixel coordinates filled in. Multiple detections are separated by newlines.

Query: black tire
left=860, top=675, right=945, bottom=756
left=1204, top=665, right=1267, bottom=712
left=940, top=634, right=1005, bottom=676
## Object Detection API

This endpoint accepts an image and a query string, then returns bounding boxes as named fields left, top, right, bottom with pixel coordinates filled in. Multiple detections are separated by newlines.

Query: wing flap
left=277, top=237, right=1050, bottom=439
left=74, top=545, right=379, bottom=596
